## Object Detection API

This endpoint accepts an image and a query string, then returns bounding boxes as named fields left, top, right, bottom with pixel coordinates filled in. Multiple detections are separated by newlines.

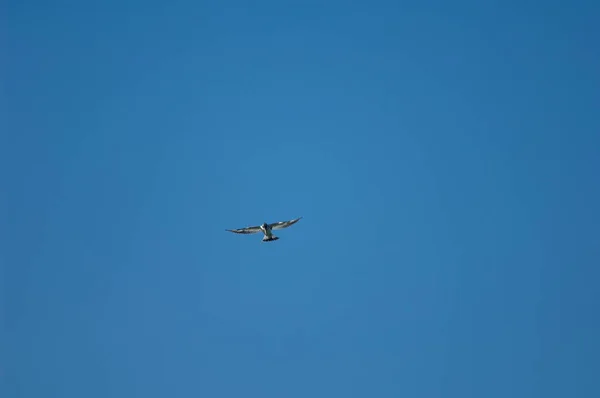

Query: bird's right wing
left=226, top=225, right=262, bottom=234
left=269, top=217, right=302, bottom=230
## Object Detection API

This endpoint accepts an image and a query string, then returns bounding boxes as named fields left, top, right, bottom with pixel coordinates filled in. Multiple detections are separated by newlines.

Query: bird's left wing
left=226, top=225, right=262, bottom=234
left=269, top=216, right=302, bottom=230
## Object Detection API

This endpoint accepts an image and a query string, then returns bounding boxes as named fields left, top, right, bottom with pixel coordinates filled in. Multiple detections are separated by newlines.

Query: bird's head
left=262, top=222, right=268, bottom=229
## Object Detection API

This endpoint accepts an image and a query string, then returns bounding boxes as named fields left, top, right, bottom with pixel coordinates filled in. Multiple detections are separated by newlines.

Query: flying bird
left=226, top=217, right=302, bottom=242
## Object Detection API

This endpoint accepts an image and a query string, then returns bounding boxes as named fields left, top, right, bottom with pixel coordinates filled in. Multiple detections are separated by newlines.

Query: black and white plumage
left=226, top=217, right=302, bottom=242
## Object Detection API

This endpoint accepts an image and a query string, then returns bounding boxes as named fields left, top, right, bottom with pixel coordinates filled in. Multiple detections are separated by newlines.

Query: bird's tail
left=262, top=235, right=279, bottom=242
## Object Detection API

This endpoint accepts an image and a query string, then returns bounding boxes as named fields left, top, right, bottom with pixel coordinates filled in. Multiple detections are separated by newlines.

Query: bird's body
left=226, top=217, right=302, bottom=242
left=259, top=222, right=278, bottom=241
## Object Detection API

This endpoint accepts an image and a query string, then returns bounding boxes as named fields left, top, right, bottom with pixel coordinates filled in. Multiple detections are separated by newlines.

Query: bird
left=226, top=217, right=302, bottom=242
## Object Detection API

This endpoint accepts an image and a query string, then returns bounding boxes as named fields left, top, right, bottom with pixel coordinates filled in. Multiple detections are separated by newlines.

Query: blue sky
left=5, top=1, right=600, bottom=397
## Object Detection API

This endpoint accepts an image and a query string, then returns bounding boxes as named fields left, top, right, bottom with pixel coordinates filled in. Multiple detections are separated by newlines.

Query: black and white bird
left=226, top=217, right=302, bottom=242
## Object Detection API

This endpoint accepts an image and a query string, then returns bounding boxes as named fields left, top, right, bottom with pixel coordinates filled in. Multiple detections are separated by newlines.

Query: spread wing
left=269, top=217, right=302, bottom=230
left=226, top=225, right=262, bottom=234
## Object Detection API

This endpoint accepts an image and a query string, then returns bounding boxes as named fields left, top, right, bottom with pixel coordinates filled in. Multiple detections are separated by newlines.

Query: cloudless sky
left=5, top=0, right=600, bottom=397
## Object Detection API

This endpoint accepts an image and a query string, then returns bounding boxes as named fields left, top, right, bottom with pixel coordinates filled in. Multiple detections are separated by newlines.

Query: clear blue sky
left=5, top=1, right=600, bottom=397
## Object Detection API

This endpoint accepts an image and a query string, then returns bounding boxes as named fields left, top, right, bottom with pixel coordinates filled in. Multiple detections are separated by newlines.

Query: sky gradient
left=5, top=1, right=600, bottom=397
